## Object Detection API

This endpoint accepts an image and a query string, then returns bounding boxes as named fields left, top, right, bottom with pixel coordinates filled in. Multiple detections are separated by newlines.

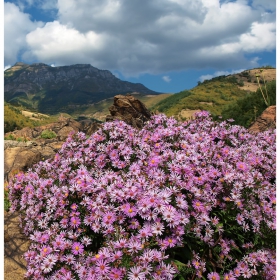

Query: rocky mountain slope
left=5, top=62, right=161, bottom=114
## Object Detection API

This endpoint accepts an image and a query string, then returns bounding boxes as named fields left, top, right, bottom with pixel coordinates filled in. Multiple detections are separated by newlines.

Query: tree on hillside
left=221, top=80, right=276, bottom=127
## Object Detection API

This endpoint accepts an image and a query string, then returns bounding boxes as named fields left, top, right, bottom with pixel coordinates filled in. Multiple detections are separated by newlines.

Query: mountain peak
left=14, top=62, right=29, bottom=67
left=4, top=62, right=161, bottom=114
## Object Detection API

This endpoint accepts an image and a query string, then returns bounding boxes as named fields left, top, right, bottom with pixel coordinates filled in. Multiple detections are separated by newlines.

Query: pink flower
left=122, top=203, right=137, bottom=217
left=71, top=242, right=84, bottom=255
left=70, top=216, right=81, bottom=228
left=236, top=162, right=249, bottom=172
left=95, top=259, right=110, bottom=275
left=193, top=200, right=204, bottom=212
left=207, top=271, right=220, bottom=280
left=40, top=234, right=49, bottom=244
left=127, top=266, right=146, bottom=280
left=110, top=268, right=123, bottom=280
left=148, top=156, right=160, bottom=167
left=70, top=203, right=78, bottom=211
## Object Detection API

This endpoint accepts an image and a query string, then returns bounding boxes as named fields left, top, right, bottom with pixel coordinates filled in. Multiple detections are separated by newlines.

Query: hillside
left=4, top=102, right=73, bottom=134
left=152, top=67, right=276, bottom=122
left=4, top=65, right=275, bottom=132
left=4, top=62, right=162, bottom=115
left=71, top=93, right=172, bottom=121
left=4, top=93, right=172, bottom=133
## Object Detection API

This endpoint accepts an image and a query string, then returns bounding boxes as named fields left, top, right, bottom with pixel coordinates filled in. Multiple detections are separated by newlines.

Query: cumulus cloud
left=4, top=65, right=12, bottom=71
left=4, top=2, right=43, bottom=66
left=23, top=21, right=109, bottom=66
left=162, top=76, right=171, bottom=83
left=4, top=0, right=276, bottom=76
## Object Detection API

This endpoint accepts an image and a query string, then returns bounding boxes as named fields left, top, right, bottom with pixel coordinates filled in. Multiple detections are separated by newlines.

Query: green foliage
left=221, top=80, right=276, bottom=127
left=260, top=65, right=275, bottom=69
left=4, top=188, right=10, bottom=211
left=153, top=79, right=248, bottom=117
left=40, top=130, right=57, bottom=139
left=4, top=134, right=16, bottom=140
left=238, top=80, right=244, bottom=86
left=4, top=103, right=38, bottom=133
left=151, top=91, right=192, bottom=115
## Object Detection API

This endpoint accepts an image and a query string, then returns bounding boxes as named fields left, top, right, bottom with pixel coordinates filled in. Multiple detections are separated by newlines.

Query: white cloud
left=14, top=0, right=57, bottom=11
left=4, top=65, right=11, bottom=71
left=199, top=69, right=245, bottom=82
left=4, top=0, right=276, bottom=76
left=199, top=74, right=214, bottom=82
left=4, top=2, right=43, bottom=66
left=162, top=76, right=171, bottom=83
left=23, top=21, right=108, bottom=65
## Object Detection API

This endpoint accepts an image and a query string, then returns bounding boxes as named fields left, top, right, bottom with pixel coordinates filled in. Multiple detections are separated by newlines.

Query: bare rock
left=78, top=119, right=101, bottom=135
left=6, top=118, right=83, bottom=141
left=4, top=146, right=41, bottom=181
left=4, top=117, right=101, bottom=181
left=249, top=105, right=276, bottom=133
left=4, top=211, right=30, bottom=280
left=106, top=94, right=151, bottom=128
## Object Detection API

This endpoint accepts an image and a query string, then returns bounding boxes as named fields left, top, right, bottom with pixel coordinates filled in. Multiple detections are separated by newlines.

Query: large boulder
left=106, top=94, right=151, bottom=128
left=4, top=118, right=101, bottom=181
left=249, top=105, right=276, bottom=133
left=5, top=118, right=83, bottom=141
left=4, top=140, right=65, bottom=181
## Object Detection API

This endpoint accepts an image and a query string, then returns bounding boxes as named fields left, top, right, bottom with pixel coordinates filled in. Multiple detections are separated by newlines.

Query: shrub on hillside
left=9, top=112, right=276, bottom=279
left=221, top=80, right=276, bottom=128
left=41, top=129, right=57, bottom=139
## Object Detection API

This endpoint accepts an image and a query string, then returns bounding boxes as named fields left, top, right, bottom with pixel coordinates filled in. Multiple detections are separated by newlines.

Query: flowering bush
left=9, top=112, right=276, bottom=280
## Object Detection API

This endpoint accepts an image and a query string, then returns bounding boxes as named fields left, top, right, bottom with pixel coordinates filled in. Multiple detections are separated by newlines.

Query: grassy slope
left=152, top=67, right=276, bottom=119
left=4, top=94, right=172, bottom=133
left=152, top=80, right=247, bottom=117
left=4, top=102, right=66, bottom=134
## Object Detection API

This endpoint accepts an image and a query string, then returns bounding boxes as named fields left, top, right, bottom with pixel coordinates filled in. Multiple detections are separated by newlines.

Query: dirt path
left=4, top=211, right=29, bottom=280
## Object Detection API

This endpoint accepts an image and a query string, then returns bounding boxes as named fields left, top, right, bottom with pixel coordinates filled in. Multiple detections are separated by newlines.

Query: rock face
left=4, top=210, right=30, bottom=280
left=106, top=94, right=152, bottom=128
left=4, top=118, right=100, bottom=181
left=5, top=62, right=161, bottom=114
left=248, top=105, right=276, bottom=133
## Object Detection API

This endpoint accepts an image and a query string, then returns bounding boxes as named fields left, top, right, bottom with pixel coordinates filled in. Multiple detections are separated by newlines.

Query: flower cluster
left=9, top=112, right=276, bottom=279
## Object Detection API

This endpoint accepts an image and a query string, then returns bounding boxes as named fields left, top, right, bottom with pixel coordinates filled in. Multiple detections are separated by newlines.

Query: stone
left=248, top=105, right=276, bottom=133
left=106, top=94, right=151, bottom=128
left=4, top=211, right=30, bottom=280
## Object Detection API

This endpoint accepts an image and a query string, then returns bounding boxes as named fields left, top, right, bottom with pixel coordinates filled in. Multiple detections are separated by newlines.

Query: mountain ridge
left=4, top=62, right=162, bottom=114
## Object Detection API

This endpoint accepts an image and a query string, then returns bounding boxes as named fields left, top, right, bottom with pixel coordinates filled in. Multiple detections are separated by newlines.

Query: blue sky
left=3, top=0, right=276, bottom=93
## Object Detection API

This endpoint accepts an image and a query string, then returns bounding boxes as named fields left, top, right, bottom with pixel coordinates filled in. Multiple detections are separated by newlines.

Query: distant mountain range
left=4, top=62, right=161, bottom=114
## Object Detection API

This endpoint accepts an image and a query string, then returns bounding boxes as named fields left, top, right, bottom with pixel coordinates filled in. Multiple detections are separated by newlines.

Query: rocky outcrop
left=106, top=94, right=152, bottom=128
left=4, top=210, right=30, bottom=280
left=4, top=118, right=101, bottom=181
left=5, top=118, right=100, bottom=141
left=248, top=105, right=276, bottom=133
left=4, top=140, right=65, bottom=181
